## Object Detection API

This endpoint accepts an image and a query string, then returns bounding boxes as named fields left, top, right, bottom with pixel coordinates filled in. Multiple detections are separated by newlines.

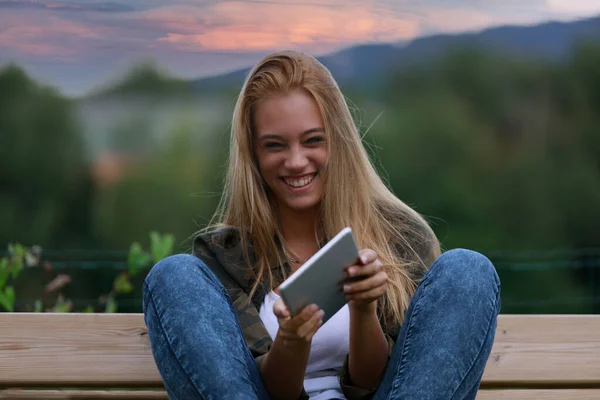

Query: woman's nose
left=285, top=147, right=309, bottom=171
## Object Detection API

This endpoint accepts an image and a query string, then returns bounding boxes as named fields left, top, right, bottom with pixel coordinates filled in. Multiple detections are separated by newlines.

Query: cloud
left=1, top=0, right=599, bottom=96
left=546, top=0, right=600, bottom=15
left=3, top=0, right=596, bottom=61
left=0, top=0, right=135, bottom=12
left=0, top=13, right=106, bottom=58
left=140, top=2, right=420, bottom=53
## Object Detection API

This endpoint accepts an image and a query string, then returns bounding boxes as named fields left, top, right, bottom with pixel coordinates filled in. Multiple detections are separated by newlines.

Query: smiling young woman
left=253, top=89, right=328, bottom=220
left=142, top=51, right=501, bottom=400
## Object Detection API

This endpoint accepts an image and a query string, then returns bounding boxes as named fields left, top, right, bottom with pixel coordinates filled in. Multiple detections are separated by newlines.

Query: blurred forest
left=1, top=38, right=599, bottom=314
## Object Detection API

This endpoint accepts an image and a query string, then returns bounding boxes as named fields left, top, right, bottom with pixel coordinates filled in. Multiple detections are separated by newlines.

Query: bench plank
left=0, top=313, right=162, bottom=387
left=0, top=390, right=168, bottom=399
left=1, top=390, right=599, bottom=399
left=482, top=315, right=600, bottom=388
left=477, top=390, right=600, bottom=399
left=1, top=313, right=599, bottom=388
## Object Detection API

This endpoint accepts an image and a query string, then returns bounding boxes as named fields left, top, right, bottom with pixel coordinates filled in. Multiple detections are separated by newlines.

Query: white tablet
left=278, top=227, right=360, bottom=325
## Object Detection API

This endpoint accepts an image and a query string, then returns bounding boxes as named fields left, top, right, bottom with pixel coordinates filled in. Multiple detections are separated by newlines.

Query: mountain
left=77, top=13, right=599, bottom=156
left=192, top=14, right=600, bottom=92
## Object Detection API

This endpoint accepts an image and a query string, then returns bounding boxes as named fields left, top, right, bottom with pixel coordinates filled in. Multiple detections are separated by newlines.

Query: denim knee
left=144, top=254, right=203, bottom=288
left=426, top=248, right=500, bottom=301
left=143, top=254, right=215, bottom=314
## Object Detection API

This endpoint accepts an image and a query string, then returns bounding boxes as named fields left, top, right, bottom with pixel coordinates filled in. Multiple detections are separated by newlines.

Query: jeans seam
left=387, top=277, right=431, bottom=399
left=144, top=281, right=207, bottom=400
left=449, top=282, right=501, bottom=400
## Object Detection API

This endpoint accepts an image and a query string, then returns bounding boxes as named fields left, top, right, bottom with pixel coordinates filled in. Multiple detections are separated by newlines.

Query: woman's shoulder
left=193, top=225, right=256, bottom=288
left=194, top=225, right=243, bottom=254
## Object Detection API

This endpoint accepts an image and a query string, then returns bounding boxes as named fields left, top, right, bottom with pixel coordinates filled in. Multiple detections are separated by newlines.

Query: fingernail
left=318, top=309, right=325, bottom=318
left=309, top=304, right=318, bottom=312
left=361, top=255, right=367, bottom=263
left=344, top=284, right=351, bottom=292
left=348, top=267, right=355, bottom=276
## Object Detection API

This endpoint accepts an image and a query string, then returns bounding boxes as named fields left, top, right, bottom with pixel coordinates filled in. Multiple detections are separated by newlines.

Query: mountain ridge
left=190, top=14, right=600, bottom=92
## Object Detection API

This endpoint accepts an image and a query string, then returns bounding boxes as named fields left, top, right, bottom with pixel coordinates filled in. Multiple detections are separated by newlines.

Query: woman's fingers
left=275, top=302, right=323, bottom=342
left=296, top=308, right=324, bottom=339
left=273, top=298, right=290, bottom=319
left=290, top=304, right=319, bottom=327
left=343, top=249, right=389, bottom=309
left=344, top=270, right=388, bottom=294
left=345, top=283, right=388, bottom=301
left=346, top=259, right=383, bottom=278
left=358, top=248, right=377, bottom=265
left=346, top=249, right=381, bottom=278
left=275, top=300, right=317, bottom=322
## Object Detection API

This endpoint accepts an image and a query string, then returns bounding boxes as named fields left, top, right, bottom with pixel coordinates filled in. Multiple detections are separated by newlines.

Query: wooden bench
left=0, top=313, right=598, bottom=399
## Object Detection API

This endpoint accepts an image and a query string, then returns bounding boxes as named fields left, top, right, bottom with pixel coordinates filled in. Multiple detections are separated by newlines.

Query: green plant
left=101, top=231, right=174, bottom=313
left=2, top=231, right=174, bottom=313
left=0, top=244, right=40, bottom=311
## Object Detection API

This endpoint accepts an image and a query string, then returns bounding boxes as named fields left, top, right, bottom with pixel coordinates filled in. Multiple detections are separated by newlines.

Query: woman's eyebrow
left=258, top=127, right=325, bottom=142
left=302, top=127, right=325, bottom=136
left=257, top=134, right=282, bottom=142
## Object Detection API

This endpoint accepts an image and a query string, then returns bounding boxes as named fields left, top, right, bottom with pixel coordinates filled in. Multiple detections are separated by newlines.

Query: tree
left=0, top=65, right=94, bottom=248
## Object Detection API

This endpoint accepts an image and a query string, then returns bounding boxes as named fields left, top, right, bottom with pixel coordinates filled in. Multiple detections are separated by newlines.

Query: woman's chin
left=280, top=197, right=321, bottom=214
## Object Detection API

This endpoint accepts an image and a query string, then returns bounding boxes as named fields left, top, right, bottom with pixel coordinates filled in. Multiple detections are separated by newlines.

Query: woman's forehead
left=253, top=90, right=324, bottom=138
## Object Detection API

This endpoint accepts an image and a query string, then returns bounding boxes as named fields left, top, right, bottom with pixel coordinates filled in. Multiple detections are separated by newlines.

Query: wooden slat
left=0, top=313, right=162, bottom=387
left=0, top=390, right=168, bottom=399
left=1, top=389, right=598, bottom=400
left=482, top=315, right=600, bottom=387
left=477, top=389, right=600, bottom=399
left=1, top=313, right=600, bottom=388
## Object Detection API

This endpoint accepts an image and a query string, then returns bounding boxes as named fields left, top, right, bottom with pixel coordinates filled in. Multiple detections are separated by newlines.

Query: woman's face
left=253, top=88, right=328, bottom=214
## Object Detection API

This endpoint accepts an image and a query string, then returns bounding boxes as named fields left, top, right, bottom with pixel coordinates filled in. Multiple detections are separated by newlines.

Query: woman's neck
left=277, top=206, right=320, bottom=263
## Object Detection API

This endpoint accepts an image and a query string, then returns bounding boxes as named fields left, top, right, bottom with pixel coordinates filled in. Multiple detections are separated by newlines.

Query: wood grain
left=0, top=313, right=162, bottom=387
left=477, top=390, right=600, bottom=399
left=1, top=313, right=599, bottom=388
left=483, top=315, right=600, bottom=387
left=1, top=390, right=599, bottom=400
left=0, top=390, right=168, bottom=399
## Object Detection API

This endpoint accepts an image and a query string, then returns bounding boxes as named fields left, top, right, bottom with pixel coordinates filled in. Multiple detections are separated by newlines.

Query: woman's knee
left=428, top=248, right=500, bottom=297
left=144, top=254, right=206, bottom=290
left=142, top=254, right=218, bottom=312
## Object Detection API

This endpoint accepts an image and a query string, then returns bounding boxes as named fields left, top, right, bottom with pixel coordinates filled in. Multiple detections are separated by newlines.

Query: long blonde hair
left=207, top=50, right=440, bottom=329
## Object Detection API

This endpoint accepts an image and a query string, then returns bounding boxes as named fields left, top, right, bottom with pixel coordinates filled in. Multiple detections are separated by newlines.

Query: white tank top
left=259, top=291, right=349, bottom=400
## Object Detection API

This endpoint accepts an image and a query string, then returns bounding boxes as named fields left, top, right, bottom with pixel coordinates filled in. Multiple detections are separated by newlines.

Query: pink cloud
left=0, top=14, right=105, bottom=58
left=141, top=2, right=421, bottom=52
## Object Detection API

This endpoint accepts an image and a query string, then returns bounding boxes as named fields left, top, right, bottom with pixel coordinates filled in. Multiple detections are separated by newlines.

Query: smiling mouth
left=281, top=173, right=317, bottom=188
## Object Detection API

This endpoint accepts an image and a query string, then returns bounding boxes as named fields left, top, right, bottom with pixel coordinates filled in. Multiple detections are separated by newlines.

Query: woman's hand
left=344, top=249, right=388, bottom=313
left=273, top=298, right=324, bottom=346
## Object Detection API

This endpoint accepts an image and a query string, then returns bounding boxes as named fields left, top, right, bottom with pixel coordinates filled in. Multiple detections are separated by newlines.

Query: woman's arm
left=348, top=302, right=389, bottom=389
left=344, top=249, right=390, bottom=389
left=260, top=300, right=324, bottom=400
left=260, top=334, right=311, bottom=399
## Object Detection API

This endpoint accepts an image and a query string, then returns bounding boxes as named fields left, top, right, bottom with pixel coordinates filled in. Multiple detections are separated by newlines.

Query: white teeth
left=284, top=174, right=315, bottom=188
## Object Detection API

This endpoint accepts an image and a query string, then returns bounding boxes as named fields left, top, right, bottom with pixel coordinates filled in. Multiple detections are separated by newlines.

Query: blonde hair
left=208, top=50, right=440, bottom=329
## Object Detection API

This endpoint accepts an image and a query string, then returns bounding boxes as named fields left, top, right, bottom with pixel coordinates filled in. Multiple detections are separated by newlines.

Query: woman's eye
left=306, top=137, right=324, bottom=144
left=264, top=142, right=283, bottom=149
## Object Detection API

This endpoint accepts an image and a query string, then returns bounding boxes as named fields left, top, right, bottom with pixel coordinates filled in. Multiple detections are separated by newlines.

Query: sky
left=1, top=0, right=599, bottom=96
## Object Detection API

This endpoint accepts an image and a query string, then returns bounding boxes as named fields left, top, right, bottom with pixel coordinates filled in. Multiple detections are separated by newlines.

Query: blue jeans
left=143, top=249, right=500, bottom=399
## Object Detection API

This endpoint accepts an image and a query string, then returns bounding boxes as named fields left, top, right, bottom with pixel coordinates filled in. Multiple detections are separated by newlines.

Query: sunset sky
left=1, top=0, right=599, bottom=96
